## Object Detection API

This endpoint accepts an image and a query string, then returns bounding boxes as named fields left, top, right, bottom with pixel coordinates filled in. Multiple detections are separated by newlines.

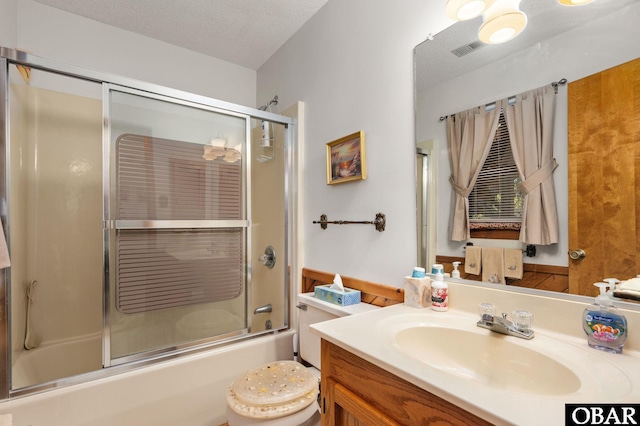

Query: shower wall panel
left=9, top=73, right=103, bottom=388
left=250, top=120, right=286, bottom=332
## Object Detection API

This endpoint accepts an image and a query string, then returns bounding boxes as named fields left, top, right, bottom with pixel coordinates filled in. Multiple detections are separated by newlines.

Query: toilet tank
left=297, top=293, right=379, bottom=370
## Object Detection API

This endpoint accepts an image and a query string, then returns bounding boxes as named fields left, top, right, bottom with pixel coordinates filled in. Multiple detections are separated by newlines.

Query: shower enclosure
left=0, top=48, right=295, bottom=398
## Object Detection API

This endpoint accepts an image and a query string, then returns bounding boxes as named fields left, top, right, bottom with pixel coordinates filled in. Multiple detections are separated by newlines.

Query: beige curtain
left=502, top=86, right=559, bottom=245
left=447, top=107, right=501, bottom=241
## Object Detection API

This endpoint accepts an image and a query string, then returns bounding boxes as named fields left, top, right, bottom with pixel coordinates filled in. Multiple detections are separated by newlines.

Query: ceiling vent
left=451, top=40, right=485, bottom=57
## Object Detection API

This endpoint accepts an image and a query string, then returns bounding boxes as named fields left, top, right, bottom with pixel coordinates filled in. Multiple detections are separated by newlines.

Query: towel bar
left=313, top=213, right=386, bottom=232
left=463, top=244, right=536, bottom=257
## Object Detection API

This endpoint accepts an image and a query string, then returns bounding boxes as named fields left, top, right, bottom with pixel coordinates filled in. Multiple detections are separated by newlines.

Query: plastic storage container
left=404, top=267, right=430, bottom=308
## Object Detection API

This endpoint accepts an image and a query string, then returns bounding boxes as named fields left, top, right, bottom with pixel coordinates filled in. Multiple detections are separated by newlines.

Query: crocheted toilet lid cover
left=227, top=360, right=319, bottom=419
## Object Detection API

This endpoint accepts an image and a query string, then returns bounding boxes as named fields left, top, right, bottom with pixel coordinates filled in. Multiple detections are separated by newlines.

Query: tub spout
left=253, top=304, right=272, bottom=314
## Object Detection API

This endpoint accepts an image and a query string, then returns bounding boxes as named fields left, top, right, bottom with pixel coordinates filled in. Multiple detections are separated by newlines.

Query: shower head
left=256, top=95, right=278, bottom=163
left=258, top=95, right=279, bottom=111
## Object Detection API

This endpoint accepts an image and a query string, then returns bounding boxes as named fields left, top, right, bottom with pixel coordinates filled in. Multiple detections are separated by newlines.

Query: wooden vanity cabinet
left=320, top=339, right=493, bottom=426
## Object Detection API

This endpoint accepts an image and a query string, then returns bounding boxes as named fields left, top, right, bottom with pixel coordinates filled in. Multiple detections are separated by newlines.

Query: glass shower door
left=8, top=66, right=104, bottom=389
left=106, top=87, right=251, bottom=364
left=2, top=51, right=292, bottom=395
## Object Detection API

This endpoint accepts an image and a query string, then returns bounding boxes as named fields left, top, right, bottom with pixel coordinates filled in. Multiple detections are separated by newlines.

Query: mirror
left=415, top=0, right=640, bottom=296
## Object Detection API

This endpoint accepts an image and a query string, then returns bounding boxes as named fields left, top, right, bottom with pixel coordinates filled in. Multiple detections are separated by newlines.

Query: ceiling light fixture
left=202, top=137, right=227, bottom=160
left=446, top=0, right=527, bottom=45
left=478, top=0, right=527, bottom=44
left=446, top=0, right=494, bottom=20
left=202, top=136, right=242, bottom=163
left=557, top=0, right=595, bottom=5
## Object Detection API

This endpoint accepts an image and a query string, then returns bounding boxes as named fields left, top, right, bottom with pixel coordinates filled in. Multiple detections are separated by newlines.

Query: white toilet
left=225, top=292, right=379, bottom=425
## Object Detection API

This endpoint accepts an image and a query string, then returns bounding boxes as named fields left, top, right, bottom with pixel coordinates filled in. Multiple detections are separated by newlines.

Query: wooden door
left=568, top=57, right=640, bottom=296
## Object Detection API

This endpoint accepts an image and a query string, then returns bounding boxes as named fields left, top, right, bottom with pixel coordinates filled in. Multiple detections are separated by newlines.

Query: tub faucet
left=253, top=304, right=272, bottom=314
left=476, top=304, right=534, bottom=340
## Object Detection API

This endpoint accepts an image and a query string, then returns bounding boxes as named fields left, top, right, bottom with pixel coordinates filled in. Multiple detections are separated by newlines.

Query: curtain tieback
left=449, top=176, right=472, bottom=198
left=518, top=158, right=559, bottom=195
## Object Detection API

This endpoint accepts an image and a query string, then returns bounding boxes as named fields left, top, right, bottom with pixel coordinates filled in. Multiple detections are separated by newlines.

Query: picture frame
left=326, top=131, right=366, bottom=185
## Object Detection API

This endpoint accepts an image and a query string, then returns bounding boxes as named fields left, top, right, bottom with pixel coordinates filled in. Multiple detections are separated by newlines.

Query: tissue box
left=314, top=284, right=361, bottom=306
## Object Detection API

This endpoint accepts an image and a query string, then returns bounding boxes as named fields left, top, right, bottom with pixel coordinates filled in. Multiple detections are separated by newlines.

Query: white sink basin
left=395, top=326, right=580, bottom=395
left=379, top=312, right=632, bottom=398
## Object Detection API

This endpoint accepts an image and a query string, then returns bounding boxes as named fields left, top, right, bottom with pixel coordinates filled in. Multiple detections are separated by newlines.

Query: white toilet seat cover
left=227, top=361, right=319, bottom=419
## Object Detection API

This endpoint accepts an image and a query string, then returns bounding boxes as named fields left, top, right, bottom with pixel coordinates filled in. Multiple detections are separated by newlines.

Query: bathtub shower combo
left=0, top=48, right=295, bottom=398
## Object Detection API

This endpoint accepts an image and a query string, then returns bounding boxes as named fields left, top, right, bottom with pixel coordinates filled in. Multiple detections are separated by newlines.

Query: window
left=115, top=134, right=244, bottom=314
left=468, top=110, right=523, bottom=234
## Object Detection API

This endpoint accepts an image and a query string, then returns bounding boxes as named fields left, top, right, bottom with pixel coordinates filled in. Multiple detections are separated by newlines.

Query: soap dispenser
left=582, top=282, right=628, bottom=354
left=431, top=272, right=448, bottom=312
left=603, top=278, right=620, bottom=298
left=451, top=262, right=461, bottom=279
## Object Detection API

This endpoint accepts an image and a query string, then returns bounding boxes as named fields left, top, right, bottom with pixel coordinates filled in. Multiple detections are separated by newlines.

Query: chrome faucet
left=253, top=304, right=272, bottom=314
left=476, top=304, right=534, bottom=340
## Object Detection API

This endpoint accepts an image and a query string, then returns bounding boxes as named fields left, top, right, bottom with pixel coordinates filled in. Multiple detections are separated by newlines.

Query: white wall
left=2, top=0, right=256, bottom=107
left=257, top=0, right=451, bottom=287
left=0, top=0, right=17, bottom=48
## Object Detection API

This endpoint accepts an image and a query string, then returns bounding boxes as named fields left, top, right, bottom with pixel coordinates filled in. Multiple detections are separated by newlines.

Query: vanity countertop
left=311, top=289, right=640, bottom=426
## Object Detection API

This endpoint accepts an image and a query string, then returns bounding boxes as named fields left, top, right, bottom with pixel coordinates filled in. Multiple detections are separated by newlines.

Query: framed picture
left=326, top=131, right=367, bottom=185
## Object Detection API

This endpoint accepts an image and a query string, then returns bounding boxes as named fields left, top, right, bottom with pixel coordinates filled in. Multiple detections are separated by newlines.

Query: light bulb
left=446, top=0, right=495, bottom=21
left=478, top=0, right=527, bottom=44
left=558, top=0, right=595, bottom=5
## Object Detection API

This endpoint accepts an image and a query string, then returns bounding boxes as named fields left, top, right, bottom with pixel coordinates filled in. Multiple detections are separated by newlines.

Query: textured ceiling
left=33, top=0, right=330, bottom=70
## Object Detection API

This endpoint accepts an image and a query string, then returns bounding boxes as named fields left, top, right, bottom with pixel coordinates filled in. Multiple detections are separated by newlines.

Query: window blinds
left=468, top=112, right=523, bottom=223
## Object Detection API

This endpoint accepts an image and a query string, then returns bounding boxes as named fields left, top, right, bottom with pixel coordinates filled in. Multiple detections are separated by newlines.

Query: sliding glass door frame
left=0, top=47, right=295, bottom=399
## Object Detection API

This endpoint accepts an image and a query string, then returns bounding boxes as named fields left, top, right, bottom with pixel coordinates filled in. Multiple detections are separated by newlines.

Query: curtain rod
left=439, top=78, right=567, bottom=122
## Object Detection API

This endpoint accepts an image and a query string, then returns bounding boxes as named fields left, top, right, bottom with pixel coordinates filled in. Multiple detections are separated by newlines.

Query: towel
left=482, top=247, right=505, bottom=284
left=464, top=246, right=481, bottom=275
left=0, top=222, right=10, bottom=269
left=503, top=248, right=523, bottom=279
left=613, top=277, right=640, bottom=301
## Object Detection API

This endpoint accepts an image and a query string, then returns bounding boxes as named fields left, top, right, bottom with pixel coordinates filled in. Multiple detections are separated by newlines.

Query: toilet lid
left=227, top=361, right=319, bottom=419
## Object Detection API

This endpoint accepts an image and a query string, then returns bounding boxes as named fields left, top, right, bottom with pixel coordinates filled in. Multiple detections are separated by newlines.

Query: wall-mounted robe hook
left=313, top=213, right=386, bottom=232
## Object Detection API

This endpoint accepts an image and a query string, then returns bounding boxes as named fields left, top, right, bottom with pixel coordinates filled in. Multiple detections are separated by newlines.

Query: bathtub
left=1, top=330, right=294, bottom=426
left=12, top=333, right=102, bottom=390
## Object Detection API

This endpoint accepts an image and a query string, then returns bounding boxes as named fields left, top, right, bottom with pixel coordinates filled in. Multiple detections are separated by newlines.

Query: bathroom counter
left=311, top=283, right=640, bottom=426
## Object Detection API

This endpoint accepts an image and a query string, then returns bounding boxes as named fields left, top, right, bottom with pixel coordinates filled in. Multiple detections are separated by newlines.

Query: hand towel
left=613, top=277, right=640, bottom=301
left=482, top=247, right=505, bottom=284
left=503, top=248, right=523, bottom=279
left=0, top=222, right=10, bottom=269
left=464, top=246, right=481, bottom=275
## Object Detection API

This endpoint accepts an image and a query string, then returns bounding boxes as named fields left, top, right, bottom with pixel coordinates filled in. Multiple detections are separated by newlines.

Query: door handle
left=569, top=249, right=586, bottom=260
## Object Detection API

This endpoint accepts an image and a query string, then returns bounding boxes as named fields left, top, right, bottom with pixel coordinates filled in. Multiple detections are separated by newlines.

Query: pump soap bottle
left=451, top=262, right=461, bottom=279
left=582, top=282, right=628, bottom=354
left=431, top=272, right=448, bottom=311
